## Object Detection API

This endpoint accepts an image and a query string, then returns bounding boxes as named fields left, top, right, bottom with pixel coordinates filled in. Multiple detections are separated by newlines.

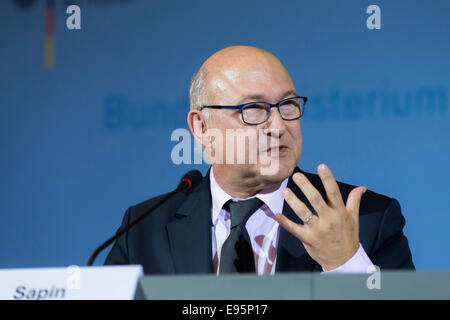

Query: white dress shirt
left=209, top=167, right=375, bottom=275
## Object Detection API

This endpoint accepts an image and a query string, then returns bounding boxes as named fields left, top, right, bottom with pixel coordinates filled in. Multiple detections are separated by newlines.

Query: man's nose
left=262, top=106, right=287, bottom=137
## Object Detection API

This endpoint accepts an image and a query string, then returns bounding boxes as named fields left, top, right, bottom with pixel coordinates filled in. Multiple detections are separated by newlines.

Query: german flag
left=44, top=0, right=55, bottom=69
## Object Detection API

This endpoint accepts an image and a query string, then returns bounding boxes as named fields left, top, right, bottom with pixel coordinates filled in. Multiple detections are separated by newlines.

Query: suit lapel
left=276, top=167, right=318, bottom=272
left=166, top=167, right=319, bottom=274
left=166, top=171, right=214, bottom=274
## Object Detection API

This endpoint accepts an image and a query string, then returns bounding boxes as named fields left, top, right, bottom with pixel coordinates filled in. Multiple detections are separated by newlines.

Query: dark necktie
left=219, top=198, right=264, bottom=274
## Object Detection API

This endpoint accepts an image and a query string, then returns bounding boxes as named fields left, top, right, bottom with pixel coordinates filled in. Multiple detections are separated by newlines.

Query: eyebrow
left=237, top=90, right=298, bottom=104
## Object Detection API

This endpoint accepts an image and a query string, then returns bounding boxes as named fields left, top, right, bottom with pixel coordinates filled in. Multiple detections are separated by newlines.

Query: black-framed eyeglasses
left=200, top=96, right=307, bottom=125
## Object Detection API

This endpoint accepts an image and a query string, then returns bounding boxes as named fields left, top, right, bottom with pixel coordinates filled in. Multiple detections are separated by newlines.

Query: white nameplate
left=0, top=265, right=143, bottom=300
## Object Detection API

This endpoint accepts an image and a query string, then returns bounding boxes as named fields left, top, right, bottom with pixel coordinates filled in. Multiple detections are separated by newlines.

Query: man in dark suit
left=105, top=46, right=414, bottom=274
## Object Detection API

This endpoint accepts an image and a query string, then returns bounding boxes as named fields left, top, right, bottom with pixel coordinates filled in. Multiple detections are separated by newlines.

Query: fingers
left=292, top=172, right=328, bottom=216
left=290, top=166, right=366, bottom=222
left=274, top=213, right=307, bottom=242
left=317, top=164, right=344, bottom=208
left=346, top=186, right=367, bottom=215
left=282, top=188, right=315, bottom=224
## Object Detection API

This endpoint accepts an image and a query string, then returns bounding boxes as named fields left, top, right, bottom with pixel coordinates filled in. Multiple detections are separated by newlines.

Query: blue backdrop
left=0, top=0, right=449, bottom=270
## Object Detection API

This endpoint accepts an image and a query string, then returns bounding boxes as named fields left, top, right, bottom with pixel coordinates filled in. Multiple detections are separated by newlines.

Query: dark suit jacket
left=104, top=167, right=415, bottom=274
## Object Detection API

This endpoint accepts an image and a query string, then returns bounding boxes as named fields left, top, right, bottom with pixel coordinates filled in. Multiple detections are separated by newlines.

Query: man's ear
left=187, top=109, right=210, bottom=148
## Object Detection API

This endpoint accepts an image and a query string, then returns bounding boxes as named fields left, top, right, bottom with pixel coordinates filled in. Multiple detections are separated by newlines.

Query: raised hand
left=275, top=164, right=367, bottom=271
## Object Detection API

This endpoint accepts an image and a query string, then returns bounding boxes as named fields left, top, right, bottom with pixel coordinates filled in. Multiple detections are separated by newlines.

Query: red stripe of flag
left=44, top=0, right=55, bottom=68
left=45, top=0, right=55, bottom=37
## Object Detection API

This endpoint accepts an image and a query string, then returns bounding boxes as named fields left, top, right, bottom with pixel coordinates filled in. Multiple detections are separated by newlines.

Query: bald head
left=187, top=46, right=303, bottom=196
left=189, top=46, right=295, bottom=113
left=202, top=45, right=282, bottom=75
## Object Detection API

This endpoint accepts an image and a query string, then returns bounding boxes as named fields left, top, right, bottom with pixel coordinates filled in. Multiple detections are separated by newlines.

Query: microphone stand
left=87, top=178, right=192, bottom=266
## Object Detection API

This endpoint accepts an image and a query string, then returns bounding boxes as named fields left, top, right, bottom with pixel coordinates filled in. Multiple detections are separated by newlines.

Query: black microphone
left=87, top=170, right=203, bottom=266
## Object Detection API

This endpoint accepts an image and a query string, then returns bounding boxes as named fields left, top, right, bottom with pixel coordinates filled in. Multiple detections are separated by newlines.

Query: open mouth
left=265, top=145, right=288, bottom=156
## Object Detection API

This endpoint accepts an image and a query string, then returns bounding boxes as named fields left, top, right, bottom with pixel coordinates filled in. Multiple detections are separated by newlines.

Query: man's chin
left=257, top=160, right=295, bottom=182
left=214, top=159, right=296, bottom=182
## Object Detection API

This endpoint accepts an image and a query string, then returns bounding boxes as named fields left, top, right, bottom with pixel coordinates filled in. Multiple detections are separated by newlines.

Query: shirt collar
left=209, top=167, right=289, bottom=224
